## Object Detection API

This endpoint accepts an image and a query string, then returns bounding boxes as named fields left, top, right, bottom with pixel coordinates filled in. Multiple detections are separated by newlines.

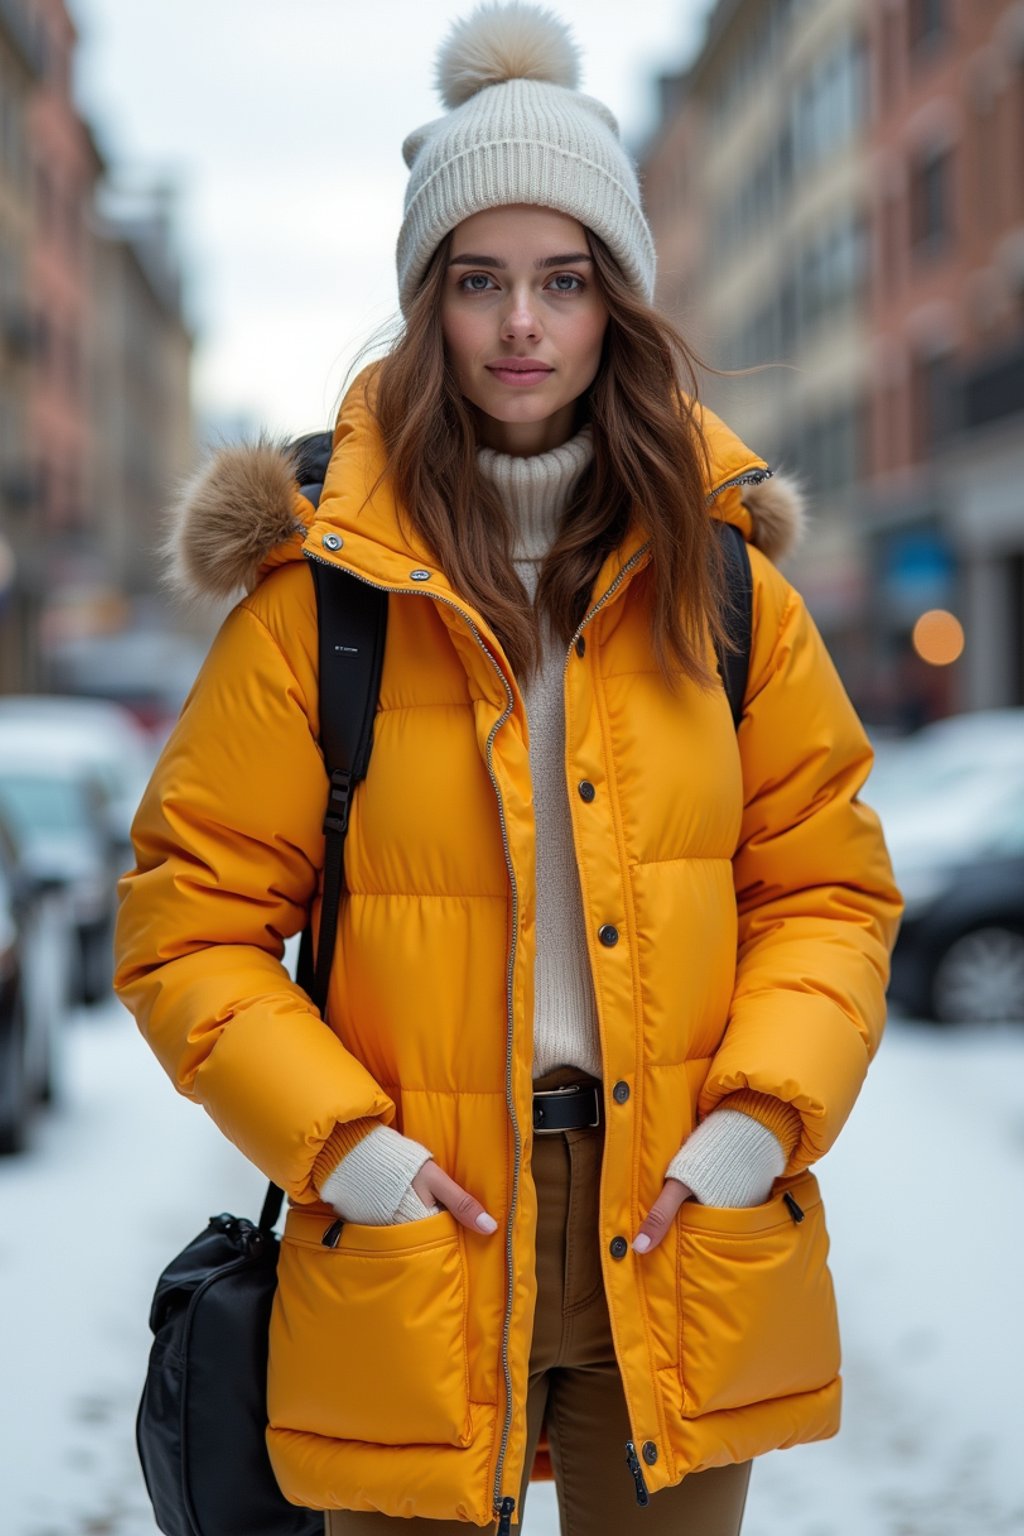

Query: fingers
left=632, top=1177, right=692, bottom=1254
left=414, top=1160, right=498, bottom=1235
left=411, top=1165, right=688, bottom=1249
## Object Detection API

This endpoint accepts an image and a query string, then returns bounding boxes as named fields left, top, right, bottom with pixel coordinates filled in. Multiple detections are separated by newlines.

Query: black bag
left=137, top=1198, right=319, bottom=1536
left=135, top=430, right=753, bottom=1536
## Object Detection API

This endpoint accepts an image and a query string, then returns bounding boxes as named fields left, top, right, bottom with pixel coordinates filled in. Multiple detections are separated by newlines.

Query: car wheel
left=80, top=918, right=113, bottom=1006
left=0, top=996, right=29, bottom=1155
left=931, top=925, right=1024, bottom=1025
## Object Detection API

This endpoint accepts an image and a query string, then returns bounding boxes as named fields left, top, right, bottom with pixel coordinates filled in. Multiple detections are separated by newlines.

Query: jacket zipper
left=705, top=466, right=773, bottom=503
left=624, top=1442, right=650, bottom=1506
left=561, top=543, right=653, bottom=679
left=559, top=463, right=772, bottom=684
left=302, top=547, right=524, bottom=1530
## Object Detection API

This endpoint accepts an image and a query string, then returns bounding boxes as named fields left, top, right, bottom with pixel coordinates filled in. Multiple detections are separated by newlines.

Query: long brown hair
left=357, top=226, right=740, bottom=695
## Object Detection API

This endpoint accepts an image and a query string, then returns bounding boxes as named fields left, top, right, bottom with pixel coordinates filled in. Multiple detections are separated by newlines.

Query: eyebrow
left=448, top=252, right=593, bottom=269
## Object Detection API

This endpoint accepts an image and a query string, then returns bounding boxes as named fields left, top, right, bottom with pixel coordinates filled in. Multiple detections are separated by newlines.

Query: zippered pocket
left=676, top=1172, right=840, bottom=1416
left=268, top=1206, right=472, bottom=1446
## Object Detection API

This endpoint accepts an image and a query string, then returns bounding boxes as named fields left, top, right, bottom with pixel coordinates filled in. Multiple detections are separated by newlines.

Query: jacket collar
left=303, top=364, right=782, bottom=605
left=165, top=361, right=805, bottom=608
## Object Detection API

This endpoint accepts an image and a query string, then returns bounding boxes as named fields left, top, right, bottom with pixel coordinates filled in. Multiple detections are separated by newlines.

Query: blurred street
left=2, top=999, right=1022, bottom=1536
left=1, top=0, right=1023, bottom=1532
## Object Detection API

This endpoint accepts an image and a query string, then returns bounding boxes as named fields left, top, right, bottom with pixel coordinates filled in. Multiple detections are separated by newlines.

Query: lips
left=486, top=363, right=554, bottom=386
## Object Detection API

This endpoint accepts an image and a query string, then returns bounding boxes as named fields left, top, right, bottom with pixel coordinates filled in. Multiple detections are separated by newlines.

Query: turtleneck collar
left=476, top=424, right=594, bottom=560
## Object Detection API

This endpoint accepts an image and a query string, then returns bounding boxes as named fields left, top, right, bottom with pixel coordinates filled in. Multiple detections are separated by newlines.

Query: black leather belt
left=532, top=1082, right=601, bottom=1134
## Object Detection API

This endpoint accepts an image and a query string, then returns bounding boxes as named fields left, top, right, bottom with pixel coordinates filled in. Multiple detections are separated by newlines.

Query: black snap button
left=598, top=924, right=619, bottom=947
left=612, top=1080, right=630, bottom=1104
left=578, top=780, right=596, bottom=802
left=642, top=1441, right=658, bottom=1465
left=609, top=1235, right=628, bottom=1259
left=575, top=635, right=586, bottom=657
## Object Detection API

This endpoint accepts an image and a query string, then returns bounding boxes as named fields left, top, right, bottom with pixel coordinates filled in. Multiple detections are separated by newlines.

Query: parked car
left=887, top=802, right=1024, bottom=1024
left=0, top=812, right=75, bottom=1149
left=0, top=697, right=155, bottom=868
left=0, top=817, right=26, bottom=1151
left=0, top=735, right=119, bottom=1006
left=44, top=629, right=205, bottom=738
left=864, top=711, right=1024, bottom=1023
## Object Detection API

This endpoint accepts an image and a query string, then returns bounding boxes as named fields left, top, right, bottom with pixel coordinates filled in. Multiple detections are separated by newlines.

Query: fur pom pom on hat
left=434, top=2, right=582, bottom=107
left=396, top=1, right=656, bottom=314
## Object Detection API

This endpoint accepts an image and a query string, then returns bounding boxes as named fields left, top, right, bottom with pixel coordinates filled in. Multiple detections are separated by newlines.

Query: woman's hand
left=412, top=1159, right=499, bottom=1235
left=632, top=1176, right=693, bottom=1254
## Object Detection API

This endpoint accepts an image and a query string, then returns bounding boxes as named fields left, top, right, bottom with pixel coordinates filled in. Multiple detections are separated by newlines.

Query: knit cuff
left=665, top=1108, right=787, bottom=1208
left=317, top=1122, right=436, bottom=1225
left=717, top=1088, right=802, bottom=1162
left=311, top=1116, right=381, bottom=1194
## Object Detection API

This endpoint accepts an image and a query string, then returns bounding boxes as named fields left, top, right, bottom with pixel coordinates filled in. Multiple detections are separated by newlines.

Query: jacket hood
left=166, top=362, right=808, bottom=603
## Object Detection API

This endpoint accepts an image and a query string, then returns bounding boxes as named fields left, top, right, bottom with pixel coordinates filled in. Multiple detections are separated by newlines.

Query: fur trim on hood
left=161, top=432, right=307, bottom=603
left=740, top=471, right=808, bottom=564
left=165, top=432, right=808, bottom=605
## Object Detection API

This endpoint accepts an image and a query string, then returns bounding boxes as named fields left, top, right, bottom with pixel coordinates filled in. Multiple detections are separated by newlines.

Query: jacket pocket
left=676, top=1172, right=840, bottom=1416
left=268, top=1206, right=471, bottom=1446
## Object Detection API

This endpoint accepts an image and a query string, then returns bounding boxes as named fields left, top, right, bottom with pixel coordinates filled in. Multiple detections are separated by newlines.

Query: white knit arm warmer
left=665, top=1108, right=787, bottom=1208
left=317, top=1123, right=443, bottom=1225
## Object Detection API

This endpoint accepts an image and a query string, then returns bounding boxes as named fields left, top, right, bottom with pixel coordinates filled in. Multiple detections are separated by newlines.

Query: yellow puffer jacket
left=114, top=362, right=902, bottom=1525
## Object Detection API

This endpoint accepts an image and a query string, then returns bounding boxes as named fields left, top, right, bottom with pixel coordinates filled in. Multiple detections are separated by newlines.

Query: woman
left=114, top=5, right=903, bottom=1533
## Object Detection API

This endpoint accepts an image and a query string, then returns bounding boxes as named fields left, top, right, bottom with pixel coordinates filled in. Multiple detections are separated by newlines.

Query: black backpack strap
left=260, top=439, right=387, bottom=1234
left=714, top=520, right=753, bottom=730
left=297, top=564, right=388, bottom=1013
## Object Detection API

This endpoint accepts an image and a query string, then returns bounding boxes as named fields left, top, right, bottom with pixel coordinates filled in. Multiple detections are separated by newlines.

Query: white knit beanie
left=396, top=1, right=656, bottom=315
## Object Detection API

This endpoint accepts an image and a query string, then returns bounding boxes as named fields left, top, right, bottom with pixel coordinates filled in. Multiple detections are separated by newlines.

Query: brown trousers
left=325, top=1065, right=751, bottom=1534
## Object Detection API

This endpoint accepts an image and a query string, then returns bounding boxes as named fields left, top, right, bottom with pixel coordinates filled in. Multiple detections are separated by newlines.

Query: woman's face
left=440, top=204, right=609, bottom=456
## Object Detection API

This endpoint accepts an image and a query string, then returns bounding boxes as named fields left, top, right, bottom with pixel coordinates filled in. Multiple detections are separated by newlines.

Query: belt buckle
left=532, top=1083, right=600, bottom=1133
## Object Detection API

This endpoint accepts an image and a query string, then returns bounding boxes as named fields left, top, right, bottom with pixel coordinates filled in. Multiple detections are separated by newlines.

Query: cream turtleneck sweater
left=316, top=427, right=800, bottom=1225
left=478, top=425, right=603, bottom=1081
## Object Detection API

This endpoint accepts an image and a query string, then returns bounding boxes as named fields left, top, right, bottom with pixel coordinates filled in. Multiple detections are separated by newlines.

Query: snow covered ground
left=2, top=999, right=1022, bottom=1535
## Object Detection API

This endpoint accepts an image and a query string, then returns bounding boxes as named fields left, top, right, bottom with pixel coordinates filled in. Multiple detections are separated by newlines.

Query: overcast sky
left=69, top=1, right=711, bottom=437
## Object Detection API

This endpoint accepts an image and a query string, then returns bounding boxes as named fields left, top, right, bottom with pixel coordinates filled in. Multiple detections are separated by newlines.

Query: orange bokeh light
left=911, top=609, right=964, bottom=666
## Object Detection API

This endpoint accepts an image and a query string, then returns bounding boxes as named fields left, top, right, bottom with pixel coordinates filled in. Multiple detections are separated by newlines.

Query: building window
left=797, top=210, right=869, bottom=336
left=33, top=457, right=50, bottom=518
left=879, top=9, right=901, bottom=111
left=792, top=402, right=861, bottom=498
left=970, top=90, right=998, bottom=233
left=32, top=309, right=51, bottom=371
left=910, top=346, right=957, bottom=457
left=792, top=31, right=867, bottom=174
left=880, top=191, right=900, bottom=294
left=908, top=0, right=948, bottom=55
left=909, top=146, right=952, bottom=252
left=35, top=163, right=53, bottom=235
left=64, top=328, right=81, bottom=397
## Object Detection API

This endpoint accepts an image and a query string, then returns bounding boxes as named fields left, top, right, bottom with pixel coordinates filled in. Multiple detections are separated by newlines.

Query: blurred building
left=865, top=0, right=1024, bottom=720
left=0, top=0, right=196, bottom=695
left=87, top=182, right=195, bottom=601
left=0, top=0, right=44, bottom=691
left=640, top=0, right=1024, bottom=726
left=23, top=0, right=103, bottom=683
left=34, top=181, right=200, bottom=723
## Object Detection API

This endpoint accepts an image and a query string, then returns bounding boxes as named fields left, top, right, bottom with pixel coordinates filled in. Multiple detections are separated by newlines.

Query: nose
left=501, top=284, right=542, bottom=342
